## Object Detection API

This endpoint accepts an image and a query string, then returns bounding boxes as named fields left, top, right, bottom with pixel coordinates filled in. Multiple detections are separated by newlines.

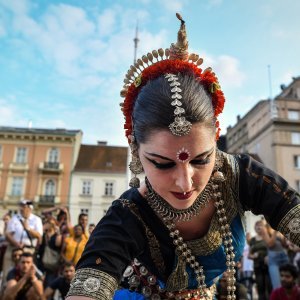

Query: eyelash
left=147, top=153, right=212, bottom=170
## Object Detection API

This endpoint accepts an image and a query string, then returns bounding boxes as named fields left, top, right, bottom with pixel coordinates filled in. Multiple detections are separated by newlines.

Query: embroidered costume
left=67, top=152, right=300, bottom=299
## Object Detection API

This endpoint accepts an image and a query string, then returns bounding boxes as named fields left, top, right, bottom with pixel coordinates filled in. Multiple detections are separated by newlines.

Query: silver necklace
left=145, top=177, right=211, bottom=222
left=145, top=168, right=237, bottom=300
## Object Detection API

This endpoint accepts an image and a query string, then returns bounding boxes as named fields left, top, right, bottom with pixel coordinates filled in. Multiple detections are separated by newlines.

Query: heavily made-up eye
left=191, top=150, right=214, bottom=166
left=190, top=157, right=211, bottom=165
left=146, top=158, right=176, bottom=169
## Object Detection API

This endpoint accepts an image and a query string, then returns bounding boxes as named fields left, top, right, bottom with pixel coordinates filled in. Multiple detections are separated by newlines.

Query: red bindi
left=176, top=147, right=190, bottom=163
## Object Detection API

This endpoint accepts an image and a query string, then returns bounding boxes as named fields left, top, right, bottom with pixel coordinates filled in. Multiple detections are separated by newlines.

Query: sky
left=0, top=0, right=300, bottom=146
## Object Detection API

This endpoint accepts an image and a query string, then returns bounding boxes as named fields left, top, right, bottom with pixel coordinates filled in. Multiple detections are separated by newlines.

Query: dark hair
left=279, top=263, right=298, bottom=279
left=63, top=262, right=75, bottom=269
left=21, top=252, right=33, bottom=259
left=133, top=73, right=215, bottom=144
left=78, top=213, right=88, bottom=220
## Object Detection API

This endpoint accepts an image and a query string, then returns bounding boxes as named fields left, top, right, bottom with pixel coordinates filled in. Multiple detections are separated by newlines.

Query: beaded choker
left=145, top=177, right=211, bottom=222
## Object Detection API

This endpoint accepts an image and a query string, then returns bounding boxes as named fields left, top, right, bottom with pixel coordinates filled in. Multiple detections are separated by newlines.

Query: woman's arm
left=66, top=200, right=146, bottom=300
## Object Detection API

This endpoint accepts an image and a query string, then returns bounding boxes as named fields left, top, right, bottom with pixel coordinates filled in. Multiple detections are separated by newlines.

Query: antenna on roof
left=133, top=20, right=139, bottom=64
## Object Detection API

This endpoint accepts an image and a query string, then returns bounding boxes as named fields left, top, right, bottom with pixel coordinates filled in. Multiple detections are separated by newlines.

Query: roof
left=275, top=76, right=300, bottom=99
left=0, top=126, right=82, bottom=136
left=74, top=144, right=128, bottom=173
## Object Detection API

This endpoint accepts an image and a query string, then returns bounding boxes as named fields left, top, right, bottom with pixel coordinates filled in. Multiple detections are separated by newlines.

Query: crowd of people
left=1, top=200, right=300, bottom=299
left=0, top=200, right=95, bottom=299
left=220, top=219, right=300, bottom=300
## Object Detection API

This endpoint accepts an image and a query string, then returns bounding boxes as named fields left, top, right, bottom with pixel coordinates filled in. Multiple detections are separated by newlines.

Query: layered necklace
left=145, top=157, right=237, bottom=300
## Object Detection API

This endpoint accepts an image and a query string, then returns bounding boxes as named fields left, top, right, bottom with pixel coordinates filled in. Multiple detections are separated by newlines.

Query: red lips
left=171, top=191, right=193, bottom=200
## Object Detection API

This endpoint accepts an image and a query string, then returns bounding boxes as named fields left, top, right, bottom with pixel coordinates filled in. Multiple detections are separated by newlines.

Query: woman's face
left=139, top=123, right=216, bottom=210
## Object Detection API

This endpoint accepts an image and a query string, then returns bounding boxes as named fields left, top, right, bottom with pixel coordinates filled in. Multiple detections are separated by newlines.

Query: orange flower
left=122, top=59, right=225, bottom=140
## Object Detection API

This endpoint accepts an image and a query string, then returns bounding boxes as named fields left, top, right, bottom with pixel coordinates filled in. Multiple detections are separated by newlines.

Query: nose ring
left=182, top=179, right=193, bottom=195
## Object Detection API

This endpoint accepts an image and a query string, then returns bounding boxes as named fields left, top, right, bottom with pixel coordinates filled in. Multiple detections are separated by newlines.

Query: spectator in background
left=0, top=213, right=11, bottom=276
left=260, top=221, right=289, bottom=289
left=2, top=200, right=43, bottom=286
left=270, top=263, right=300, bottom=300
left=216, top=270, right=248, bottom=300
left=41, top=206, right=70, bottom=239
left=61, top=224, right=87, bottom=266
left=38, top=219, right=62, bottom=288
left=3, top=252, right=43, bottom=300
left=43, top=262, right=75, bottom=300
left=249, top=220, right=272, bottom=300
left=239, top=232, right=254, bottom=298
left=11, top=247, right=23, bottom=269
left=68, top=213, right=89, bottom=240
left=88, top=223, right=95, bottom=235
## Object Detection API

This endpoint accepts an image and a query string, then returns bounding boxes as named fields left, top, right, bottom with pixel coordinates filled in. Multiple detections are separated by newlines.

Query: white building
left=69, top=142, right=128, bottom=225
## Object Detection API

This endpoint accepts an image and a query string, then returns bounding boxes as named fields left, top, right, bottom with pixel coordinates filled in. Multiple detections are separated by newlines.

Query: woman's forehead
left=141, top=124, right=215, bottom=153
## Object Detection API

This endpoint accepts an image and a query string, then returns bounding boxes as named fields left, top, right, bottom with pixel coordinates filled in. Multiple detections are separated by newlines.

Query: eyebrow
left=145, top=146, right=215, bottom=161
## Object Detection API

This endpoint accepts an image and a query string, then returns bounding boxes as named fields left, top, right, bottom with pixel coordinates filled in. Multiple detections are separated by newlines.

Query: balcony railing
left=39, top=195, right=55, bottom=205
left=39, top=162, right=63, bottom=173
left=44, top=162, right=59, bottom=169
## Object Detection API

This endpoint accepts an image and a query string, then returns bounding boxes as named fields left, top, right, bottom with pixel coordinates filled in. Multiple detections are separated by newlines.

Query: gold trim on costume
left=120, top=199, right=166, bottom=276
left=277, top=203, right=300, bottom=246
left=66, top=268, right=118, bottom=300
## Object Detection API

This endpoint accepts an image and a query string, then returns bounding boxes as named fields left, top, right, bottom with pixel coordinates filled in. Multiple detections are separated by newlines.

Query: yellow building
left=0, top=126, right=82, bottom=215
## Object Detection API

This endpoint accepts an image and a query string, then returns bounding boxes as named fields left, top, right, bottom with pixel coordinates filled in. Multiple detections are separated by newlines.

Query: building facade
left=226, top=76, right=300, bottom=233
left=0, top=127, right=82, bottom=215
left=227, top=77, right=300, bottom=189
left=69, top=143, right=129, bottom=225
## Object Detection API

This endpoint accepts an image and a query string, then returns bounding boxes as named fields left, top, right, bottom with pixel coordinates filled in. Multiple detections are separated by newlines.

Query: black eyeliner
left=146, top=157, right=175, bottom=169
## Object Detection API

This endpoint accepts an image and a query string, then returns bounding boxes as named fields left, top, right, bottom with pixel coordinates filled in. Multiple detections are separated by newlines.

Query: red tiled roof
left=74, top=144, right=128, bottom=173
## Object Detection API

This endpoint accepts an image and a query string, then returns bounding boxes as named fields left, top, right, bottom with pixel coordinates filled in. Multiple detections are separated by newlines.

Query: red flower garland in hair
left=122, top=59, right=225, bottom=141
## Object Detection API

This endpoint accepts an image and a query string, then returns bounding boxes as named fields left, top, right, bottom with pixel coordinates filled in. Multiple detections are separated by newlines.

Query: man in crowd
left=3, top=252, right=43, bottom=300
left=67, top=213, right=89, bottom=239
left=88, top=223, right=95, bottom=235
left=61, top=224, right=87, bottom=265
left=43, top=262, right=75, bottom=300
left=216, top=271, right=248, bottom=300
left=270, top=263, right=300, bottom=300
left=2, top=200, right=43, bottom=283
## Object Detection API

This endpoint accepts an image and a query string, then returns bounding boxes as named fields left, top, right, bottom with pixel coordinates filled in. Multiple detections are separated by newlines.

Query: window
left=48, top=148, right=59, bottom=163
left=295, top=156, right=300, bottom=169
left=296, top=180, right=300, bottom=193
left=82, top=180, right=92, bottom=195
left=288, top=110, right=299, bottom=120
left=81, top=208, right=89, bottom=215
left=292, top=133, right=300, bottom=145
left=45, top=179, right=56, bottom=196
left=0, top=145, right=2, bottom=161
left=105, top=182, right=114, bottom=196
left=16, top=147, right=27, bottom=163
left=11, top=177, right=24, bottom=196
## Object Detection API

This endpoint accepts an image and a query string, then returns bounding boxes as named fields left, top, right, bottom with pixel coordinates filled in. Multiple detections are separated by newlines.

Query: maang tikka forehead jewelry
left=165, top=74, right=192, bottom=136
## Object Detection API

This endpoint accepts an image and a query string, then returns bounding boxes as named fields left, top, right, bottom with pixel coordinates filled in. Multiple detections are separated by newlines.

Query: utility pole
left=127, top=21, right=139, bottom=187
left=133, top=21, right=139, bottom=64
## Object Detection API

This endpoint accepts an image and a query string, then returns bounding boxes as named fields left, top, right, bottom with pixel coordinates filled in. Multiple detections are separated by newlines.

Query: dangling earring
left=129, top=135, right=144, bottom=188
